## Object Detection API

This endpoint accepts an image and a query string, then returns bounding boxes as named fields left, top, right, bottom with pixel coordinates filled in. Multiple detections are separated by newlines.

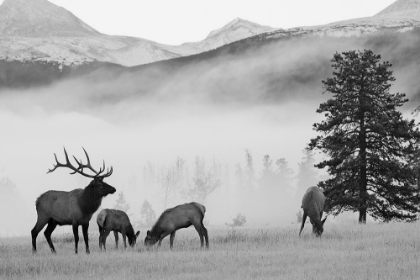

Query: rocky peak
left=375, top=0, right=420, bottom=16
left=0, top=0, right=99, bottom=37
left=205, top=18, right=276, bottom=40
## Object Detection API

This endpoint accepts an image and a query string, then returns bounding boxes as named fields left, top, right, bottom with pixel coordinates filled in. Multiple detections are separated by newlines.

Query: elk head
left=47, top=147, right=116, bottom=196
left=128, top=231, right=141, bottom=247
left=311, top=217, right=327, bottom=237
left=144, top=230, right=159, bottom=246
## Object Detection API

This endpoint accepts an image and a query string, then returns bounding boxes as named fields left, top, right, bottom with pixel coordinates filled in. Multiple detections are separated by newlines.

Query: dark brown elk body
left=144, top=202, right=209, bottom=249
left=97, top=209, right=140, bottom=250
left=31, top=148, right=116, bottom=254
left=299, top=186, right=327, bottom=237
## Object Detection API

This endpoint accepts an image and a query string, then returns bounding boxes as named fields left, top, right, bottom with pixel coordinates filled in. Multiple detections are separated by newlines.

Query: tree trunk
left=358, top=209, right=366, bottom=224
left=358, top=81, right=368, bottom=224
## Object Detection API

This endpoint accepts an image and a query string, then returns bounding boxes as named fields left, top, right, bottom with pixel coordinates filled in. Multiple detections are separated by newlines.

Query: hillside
left=0, top=0, right=277, bottom=67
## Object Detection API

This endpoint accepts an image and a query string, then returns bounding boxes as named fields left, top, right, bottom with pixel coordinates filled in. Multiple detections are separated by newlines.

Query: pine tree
left=309, top=50, right=420, bottom=223
left=113, top=191, right=130, bottom=213
left=295, top=149, right=318, bottom=199
left=275, top=158, right=294, bottom=194
left=139, top=200, right=156, bottom=227
left=244, top=149, right=255, bottom=189
left=260, top=154, right=276, bottom=189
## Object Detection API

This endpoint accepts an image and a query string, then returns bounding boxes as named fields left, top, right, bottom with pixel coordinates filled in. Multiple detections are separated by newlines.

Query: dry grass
left=0, top=222, right=419, bottom=280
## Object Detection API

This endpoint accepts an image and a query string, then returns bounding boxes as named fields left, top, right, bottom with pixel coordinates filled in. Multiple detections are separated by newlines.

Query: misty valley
left=1, top=0, right=420, bottom=279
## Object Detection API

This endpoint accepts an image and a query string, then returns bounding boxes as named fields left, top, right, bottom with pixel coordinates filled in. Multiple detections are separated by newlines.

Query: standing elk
left=31, top=148, right=116, bottom=254
left=299, top=186, right=327, bottom=237
left=144, top=202, right=209, bottom=249
left=97, top=209, right=140, bottom=251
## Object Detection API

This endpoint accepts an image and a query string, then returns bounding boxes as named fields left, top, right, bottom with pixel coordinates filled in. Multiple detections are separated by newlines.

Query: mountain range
left=2, top=0, right=420, bottom=94
left=2, top=0, right=420, bottom=68
left=0, top=0, right=276, bottom=67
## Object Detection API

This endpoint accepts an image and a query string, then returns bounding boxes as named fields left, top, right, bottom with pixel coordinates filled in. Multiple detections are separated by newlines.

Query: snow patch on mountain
left=174, top=18, right=277, bottom=57
left=204, top=18, right=276, bottom=48
left=107, top=39, right=182, bottom=66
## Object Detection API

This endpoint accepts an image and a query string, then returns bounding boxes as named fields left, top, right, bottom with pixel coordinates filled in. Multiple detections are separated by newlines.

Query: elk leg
left=121, top=233, right=127, bottom=249
left=169, top=232, right=176, bottom=249
left=193, top=224, right=204, bottom=248
left=299, top=212, right=308, bottom=237
left=31, top=216, right=49, bottom=253
left=158, top=232, right=170, bottom=246
left=72, top=224, right=79, bottom=254
left=98, top=226, right=103, bottom=250
left=102, top=229, right=111, bottom=251
left=82, top=224, right=90, bottom=254
left=201, top=223, right=209, bottom=249
left=44, top=220, right=58, bottom=253
left=114, top=231, right=119, bottom=249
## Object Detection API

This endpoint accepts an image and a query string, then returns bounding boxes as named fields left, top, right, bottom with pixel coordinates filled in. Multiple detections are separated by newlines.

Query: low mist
left=1, top=29, right=420, bottom=236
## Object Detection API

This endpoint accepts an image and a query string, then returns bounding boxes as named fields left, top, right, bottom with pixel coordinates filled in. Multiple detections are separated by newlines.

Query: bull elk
left=144, top=202, right=209, bottom=249
left=299, top=186, right=327, bottom=237
left=97, top=209, right=140, bottom=251
left=31, top=148, right=116, bottom=254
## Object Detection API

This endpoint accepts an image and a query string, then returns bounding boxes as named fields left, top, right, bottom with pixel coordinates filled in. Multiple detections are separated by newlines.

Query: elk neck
left=78, top=183, right=103, bottom=215
left=126, top=224, right=135, bottom=238
left=150, top=223, right=164, bottom=237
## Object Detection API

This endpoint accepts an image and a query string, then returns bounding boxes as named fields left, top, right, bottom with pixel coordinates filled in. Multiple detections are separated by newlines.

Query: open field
left=0, top=222, right=419, bottom=280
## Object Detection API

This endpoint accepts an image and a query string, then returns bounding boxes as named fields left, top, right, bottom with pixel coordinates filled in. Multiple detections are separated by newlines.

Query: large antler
left=47, top=147, right=113, bottom=179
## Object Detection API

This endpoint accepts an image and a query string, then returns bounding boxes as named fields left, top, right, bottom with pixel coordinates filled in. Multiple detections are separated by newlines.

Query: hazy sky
left=1, top=0, right=396, bottom=45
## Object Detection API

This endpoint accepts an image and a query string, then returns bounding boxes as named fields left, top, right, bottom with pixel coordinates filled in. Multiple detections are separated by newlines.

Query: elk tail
left=193, top=202, right=206, bottom=215
left=97, top=211, right=107, bottom=228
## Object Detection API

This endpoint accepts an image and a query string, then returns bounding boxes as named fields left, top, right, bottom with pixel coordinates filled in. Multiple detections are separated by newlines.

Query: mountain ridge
left=376, top=0, right=420, bottom=16
left=0, top=0, right=277, bottom=66
left=1, top=0, right=419, bottom=68
left=0, top=0, right=99, bottom=37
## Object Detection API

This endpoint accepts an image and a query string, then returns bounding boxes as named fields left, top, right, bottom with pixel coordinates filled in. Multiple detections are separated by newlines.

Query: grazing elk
left=144, top=202, right=209, bottom=249
left=31, top=148, right=116, bottom=254
left=299, top=186, right=327, bottom=237
left=97, top=209, right=140, bottom=251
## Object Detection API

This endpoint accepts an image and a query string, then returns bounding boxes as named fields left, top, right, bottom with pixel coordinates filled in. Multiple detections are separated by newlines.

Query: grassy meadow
left=0, top=222, right=419, bottom=280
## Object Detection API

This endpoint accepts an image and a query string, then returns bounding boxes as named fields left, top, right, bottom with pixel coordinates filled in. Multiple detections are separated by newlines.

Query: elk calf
left=299, top=186, right=327, bottom=237
left=31, top=148, right=116, bottom=254
left=97, top=209, right=140, bottom=250
left=144, top=202, right=209, bottom=249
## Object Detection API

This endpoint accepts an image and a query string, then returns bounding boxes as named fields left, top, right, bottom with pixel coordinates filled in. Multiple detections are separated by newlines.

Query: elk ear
left=136, top=231, right=140, bottom=238
left=147, top=230, right=151, bottom=237
left=322, top=217, right=327, bottom=224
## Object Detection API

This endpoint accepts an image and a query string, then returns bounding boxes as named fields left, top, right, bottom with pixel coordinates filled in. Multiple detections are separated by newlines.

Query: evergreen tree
left=260, top=154, right=276, bottom=189
left=139, top=200, right=156, bottom=228
left=275, top=158, right=294, bottom=194
left=295, top=149, right=318, bottom=199
left=309, top=50, right=420, bottom=223
left=244, top=149, right=255, bottom=189
left=113, top=191, right=130, bottom=213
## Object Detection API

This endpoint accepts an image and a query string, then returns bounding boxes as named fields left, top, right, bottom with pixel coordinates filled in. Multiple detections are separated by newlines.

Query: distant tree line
left=119, top=50, right=420, bottom=226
